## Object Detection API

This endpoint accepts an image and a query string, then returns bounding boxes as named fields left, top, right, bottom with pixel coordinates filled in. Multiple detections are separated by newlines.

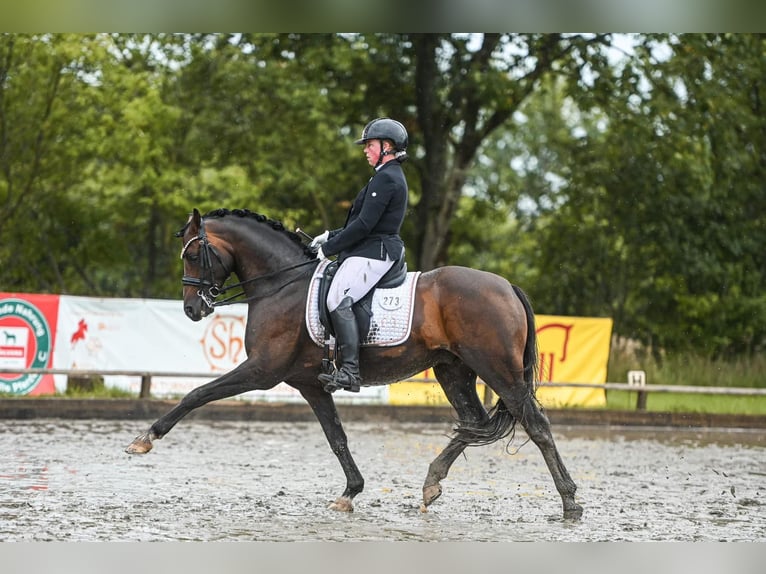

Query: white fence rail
left=2, top=368, right=765, bottom=409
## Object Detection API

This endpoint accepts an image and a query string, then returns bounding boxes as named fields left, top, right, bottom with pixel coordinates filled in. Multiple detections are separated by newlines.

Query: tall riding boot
left=318, top=297, right=362, bottom=393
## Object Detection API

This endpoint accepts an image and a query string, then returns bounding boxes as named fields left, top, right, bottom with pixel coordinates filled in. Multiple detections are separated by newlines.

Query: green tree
left=350, top=34, right=615, bottom=272
left=495, top=34, right=766, bottom=358
left=238, top=34, right=618, bottom=272
left=2, top=33, right=764, bottom=360
left=0, top=34, right=114, bottom=294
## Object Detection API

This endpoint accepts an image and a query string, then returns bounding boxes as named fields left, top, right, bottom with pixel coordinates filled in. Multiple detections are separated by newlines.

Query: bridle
left=179, top=218, right=227, bottom=309
left=179, top=217, right=317, bottom=309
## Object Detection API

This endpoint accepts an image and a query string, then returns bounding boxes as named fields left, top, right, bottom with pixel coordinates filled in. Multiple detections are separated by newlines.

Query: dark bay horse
left=126, top=208, right=582, bottom=519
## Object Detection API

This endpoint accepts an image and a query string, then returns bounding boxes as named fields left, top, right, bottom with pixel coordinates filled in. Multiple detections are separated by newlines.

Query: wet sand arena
left=1, top=419, right=764, bottom=541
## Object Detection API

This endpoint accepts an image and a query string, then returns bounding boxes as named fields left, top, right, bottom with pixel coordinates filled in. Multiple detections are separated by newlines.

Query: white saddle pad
left=305, top=259, right=421, bottom=348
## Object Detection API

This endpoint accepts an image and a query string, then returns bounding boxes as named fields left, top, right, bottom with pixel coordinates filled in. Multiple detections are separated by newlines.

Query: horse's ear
left=190, top=208, right=202, bottom=231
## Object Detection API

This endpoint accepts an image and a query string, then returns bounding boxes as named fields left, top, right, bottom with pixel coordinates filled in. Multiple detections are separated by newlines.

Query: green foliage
left=605, top=342, right=766, bottom=413
left=476, top=33, right=766, bottom=359
left=0, top=33, right=763, bottom=361
left=62, top=385, right=135, bottom=399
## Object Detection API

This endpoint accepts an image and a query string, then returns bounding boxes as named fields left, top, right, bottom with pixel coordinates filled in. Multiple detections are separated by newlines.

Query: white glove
left=316, top=247, right=328, bottom=261
left=310, top=230, right=330, bottom=248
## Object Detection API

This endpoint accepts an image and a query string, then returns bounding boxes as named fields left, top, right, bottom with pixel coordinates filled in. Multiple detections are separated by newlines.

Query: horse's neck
left=224, top=225, right=311, bottom=294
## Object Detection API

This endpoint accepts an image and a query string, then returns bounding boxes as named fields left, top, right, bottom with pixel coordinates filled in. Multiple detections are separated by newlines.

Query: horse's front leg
left=297, top=384, right=364, bottom=512
left=125, top=363, right=277, bottom=454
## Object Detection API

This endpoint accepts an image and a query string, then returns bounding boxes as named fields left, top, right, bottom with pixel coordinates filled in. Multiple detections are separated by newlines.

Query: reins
left=210, top=259, right=317, bottom=307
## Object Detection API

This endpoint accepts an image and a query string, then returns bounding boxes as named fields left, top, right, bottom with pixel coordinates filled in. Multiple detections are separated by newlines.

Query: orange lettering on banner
left=200, top=314, right=246, bottom=371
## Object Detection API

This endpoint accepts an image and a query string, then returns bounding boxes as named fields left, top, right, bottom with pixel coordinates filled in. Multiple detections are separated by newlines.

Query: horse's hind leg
left=422, top=360, right=488, bottom=510
left=496, top=385, right=582, bottom=519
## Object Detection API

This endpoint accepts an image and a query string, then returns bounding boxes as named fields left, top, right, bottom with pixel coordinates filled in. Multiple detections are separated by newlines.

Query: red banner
left=0, top=293, right=60, bottom=395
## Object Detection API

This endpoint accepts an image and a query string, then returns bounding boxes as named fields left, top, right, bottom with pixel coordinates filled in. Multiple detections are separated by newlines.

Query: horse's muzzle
left=184, top=304, right=202, bottom=321
left=183, top=287, right=217, bottom=321
left=184, top=299, right=213, bottom=321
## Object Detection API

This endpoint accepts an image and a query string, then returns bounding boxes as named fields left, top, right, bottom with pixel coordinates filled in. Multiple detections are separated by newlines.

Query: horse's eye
left=186, top=253, right=199, bottom=262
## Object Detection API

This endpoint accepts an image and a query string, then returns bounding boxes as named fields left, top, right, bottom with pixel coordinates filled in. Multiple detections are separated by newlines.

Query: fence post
left=636, top=388, right=647, bottom=411
left=139, top=374, right=152, bottom=399
left=628, top=370, right=647, bottom=411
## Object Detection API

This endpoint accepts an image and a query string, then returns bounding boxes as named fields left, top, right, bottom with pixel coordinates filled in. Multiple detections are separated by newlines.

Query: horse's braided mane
left=203, top=208, right=316, bottom=259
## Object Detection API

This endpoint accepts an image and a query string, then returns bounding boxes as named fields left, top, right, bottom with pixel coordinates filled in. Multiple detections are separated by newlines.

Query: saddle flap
left=317, top=261, right=339, bottom=336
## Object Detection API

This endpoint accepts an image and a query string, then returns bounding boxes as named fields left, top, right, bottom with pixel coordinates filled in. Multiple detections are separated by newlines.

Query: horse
left=126, top=207, right=583, bottom=519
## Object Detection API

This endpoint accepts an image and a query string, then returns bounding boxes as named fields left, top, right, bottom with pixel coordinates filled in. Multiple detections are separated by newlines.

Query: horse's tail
left=451, top=284, right=539, bottom=449
left=512, top=283, right=539, bottom=394
left=453, top=400, right=517, bottom=448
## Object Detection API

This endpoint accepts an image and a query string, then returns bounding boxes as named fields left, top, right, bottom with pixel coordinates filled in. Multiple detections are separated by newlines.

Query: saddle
left=317, top=256, right=408, bottom=341
left=315, top=256, right=410, bottom=377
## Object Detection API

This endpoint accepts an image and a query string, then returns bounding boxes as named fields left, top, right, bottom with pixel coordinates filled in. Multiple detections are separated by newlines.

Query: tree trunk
left=409, top=33, right=572, bottom=271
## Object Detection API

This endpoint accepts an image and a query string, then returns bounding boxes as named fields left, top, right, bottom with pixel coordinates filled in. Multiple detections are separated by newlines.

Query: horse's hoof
left=328, top=496, right=354, bottom=512
left=563, top=503, right=583, bottom=520
left=125, top=433, right=153, bottom=455
left=422, top=483, right=442, bottom=507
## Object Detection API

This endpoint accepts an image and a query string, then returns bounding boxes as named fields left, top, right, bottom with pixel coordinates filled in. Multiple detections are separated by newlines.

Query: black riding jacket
left=321, top=160, right=408, bottom=264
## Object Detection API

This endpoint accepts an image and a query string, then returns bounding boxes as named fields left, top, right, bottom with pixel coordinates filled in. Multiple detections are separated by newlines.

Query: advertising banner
left=535, top=315, right=613, bottom=407
left=1, top=293, right=612, bottom=407
left=0, top=293, right=60, bottom=395
left=390, top=315, right=613, bottom=408
left=53, top=294, right=386, bottom=403
left=54, top=295, right=217, bottom=395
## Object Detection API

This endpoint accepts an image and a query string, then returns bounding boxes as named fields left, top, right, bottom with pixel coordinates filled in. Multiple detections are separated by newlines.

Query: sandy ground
left=1, top=419, right=764, bottom=541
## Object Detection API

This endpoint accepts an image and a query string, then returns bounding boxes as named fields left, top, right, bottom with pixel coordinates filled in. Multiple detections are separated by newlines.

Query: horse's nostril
left=185, top=305, right=194, bottom=317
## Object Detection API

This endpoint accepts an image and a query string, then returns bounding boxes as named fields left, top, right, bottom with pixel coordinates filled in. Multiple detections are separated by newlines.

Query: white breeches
left=326, top=255, right=395, bottom=312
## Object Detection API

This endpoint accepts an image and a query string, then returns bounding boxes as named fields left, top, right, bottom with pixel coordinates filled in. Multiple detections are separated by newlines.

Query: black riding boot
left=318, top=297, right=362, bottom=393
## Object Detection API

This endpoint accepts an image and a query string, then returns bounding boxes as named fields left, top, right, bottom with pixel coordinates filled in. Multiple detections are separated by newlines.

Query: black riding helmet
left=355, top=117, right=408, bottom=166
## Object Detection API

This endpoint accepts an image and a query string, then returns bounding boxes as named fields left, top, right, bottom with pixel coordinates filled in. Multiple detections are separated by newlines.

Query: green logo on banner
left=0, top=299, right=52, bottom=395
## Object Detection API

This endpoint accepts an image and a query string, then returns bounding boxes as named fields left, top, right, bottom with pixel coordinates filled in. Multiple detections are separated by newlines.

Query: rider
left=311, top=117, right=409, bottom=393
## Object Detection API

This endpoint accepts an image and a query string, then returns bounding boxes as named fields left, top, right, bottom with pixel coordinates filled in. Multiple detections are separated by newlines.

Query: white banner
left=53, top=295, right=387, bottom=404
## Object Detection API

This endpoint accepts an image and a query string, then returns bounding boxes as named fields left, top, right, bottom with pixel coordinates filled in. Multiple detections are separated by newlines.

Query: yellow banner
left=535, top=315, right=613, bottom=408
left=388, top=315, right=612, bottom=408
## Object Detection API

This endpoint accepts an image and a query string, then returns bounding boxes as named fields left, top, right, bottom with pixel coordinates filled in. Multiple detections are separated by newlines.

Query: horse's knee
left=522, top=415, right=552, bottom=441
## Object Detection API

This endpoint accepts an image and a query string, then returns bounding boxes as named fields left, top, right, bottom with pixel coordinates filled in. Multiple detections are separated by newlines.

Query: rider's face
left=363, top=140, right=388, bottom=166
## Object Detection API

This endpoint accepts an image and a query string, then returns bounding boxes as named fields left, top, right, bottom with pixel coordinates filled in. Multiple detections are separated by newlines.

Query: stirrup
left=319, top=370, right=361, bottom=393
